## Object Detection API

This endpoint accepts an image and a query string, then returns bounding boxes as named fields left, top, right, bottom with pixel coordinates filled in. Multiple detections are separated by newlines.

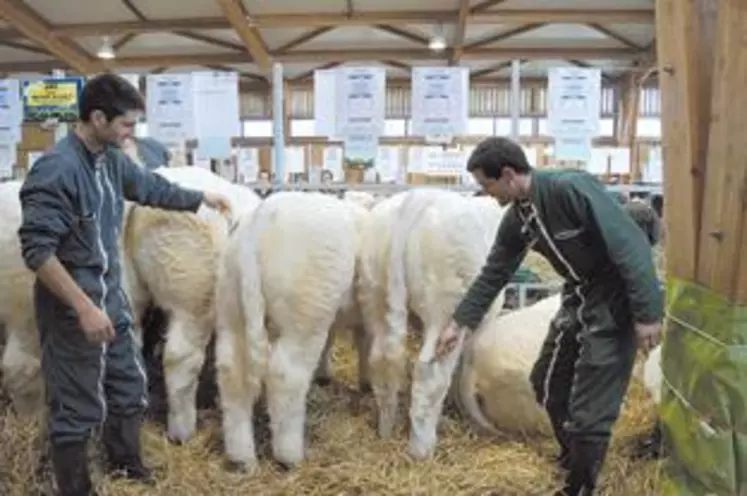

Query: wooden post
left=656, top=0, right=746, bottom=493
left=656, top=0, right=717, bottom=280
left=695, top=2, right=747, bottom=302
left=621, top=72, right=641, bottom=180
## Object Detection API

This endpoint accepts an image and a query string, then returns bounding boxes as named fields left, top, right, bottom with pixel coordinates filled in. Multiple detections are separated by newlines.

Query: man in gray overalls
left=435, top=137, right=663, bottom=495
left=18, top=73, right=232, bottom=495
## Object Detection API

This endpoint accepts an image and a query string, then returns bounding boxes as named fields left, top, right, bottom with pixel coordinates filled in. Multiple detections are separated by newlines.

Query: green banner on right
left=658, top=278, right=747, bottom=495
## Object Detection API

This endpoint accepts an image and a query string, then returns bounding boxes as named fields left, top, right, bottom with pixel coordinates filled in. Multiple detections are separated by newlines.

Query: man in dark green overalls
left=435, top=137, right=663, bottom=496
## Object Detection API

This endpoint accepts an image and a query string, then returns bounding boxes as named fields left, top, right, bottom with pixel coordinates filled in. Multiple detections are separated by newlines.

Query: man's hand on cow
left=434, top=320, right=464, bottom=361
left=635, top=321, right=661, bottom=355
left=203, top=191, right=233, bottom=220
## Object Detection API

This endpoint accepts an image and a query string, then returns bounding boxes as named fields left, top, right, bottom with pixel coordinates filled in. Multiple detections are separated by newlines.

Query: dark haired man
left=17, top=73, right=232, bottom=495
left=434, top=137, right=663, bottom=495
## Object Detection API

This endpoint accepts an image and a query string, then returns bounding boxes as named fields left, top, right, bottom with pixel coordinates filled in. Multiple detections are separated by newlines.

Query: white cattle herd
left=0, top=163, right=665, bottom=473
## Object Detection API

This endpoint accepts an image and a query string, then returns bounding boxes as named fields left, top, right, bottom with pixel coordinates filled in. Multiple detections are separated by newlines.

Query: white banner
left=411, top=67, right=469, bottom=137
left=314, top=69, right=339, bottom=138
left=192, top=71, right=240, bottom=140
left=547, top=67, right=601, bottom=137
left=0, top=79, right=23, bottom=145
left=145, top=74, right=195, bottom=145
left=335, top=67, right=386, bottom=137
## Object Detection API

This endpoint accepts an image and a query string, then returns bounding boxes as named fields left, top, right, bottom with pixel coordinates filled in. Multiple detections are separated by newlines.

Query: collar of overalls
left=516, top=168, right=545, bottom=209
left=69, top=129, right=111, bottom=169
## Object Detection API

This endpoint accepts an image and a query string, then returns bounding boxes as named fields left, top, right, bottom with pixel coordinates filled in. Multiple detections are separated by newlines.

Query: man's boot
left=51, top=440, right=95, bottom=496
left=102, top=413, right=155, bottom=485
left=546, top=407, right=571, bottom=471
left=555, top=438, right=608, bottom=496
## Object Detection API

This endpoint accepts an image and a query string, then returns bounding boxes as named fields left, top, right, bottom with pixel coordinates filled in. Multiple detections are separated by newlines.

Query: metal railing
left=245, top=182, right=664, bottom=196
left=504, top=281, right=564, bottom=309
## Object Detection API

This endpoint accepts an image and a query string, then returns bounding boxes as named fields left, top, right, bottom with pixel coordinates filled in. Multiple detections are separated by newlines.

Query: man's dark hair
left=79, top=73, right=145, bottom=122
left=466, top=137, right=532, bottom=179
left=624, top=200, right=661, bottom=246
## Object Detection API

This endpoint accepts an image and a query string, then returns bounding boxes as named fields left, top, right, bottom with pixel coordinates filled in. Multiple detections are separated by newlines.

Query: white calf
left=121, top=167, right=260, bottom=443
left=0, top=181, right=41, bottom=416
left=358, top=188, right=507, bottom=459
left=314, top=198, right=372, bottom=393
left=455, top=294, right=561, bottom=437
left=455, top=295, right=664, bottom=437
left=216, top=192, right=357, bottom=471
left=642, top=343, right=662, bottom=404
left=344, top=190, right=377, bottom=210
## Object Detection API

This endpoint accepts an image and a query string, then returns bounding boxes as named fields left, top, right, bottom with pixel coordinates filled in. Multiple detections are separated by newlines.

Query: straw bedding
left=0, top=252, right=664, bottom=496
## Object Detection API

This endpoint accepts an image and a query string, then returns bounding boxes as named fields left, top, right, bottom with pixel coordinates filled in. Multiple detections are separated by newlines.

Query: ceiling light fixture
left=429, top=23, right=446, bottom=52
left=97, top=36, right=115, bottom=59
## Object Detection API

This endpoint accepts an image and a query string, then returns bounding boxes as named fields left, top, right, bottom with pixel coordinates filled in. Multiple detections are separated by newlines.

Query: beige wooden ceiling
left=0, top=0, right=656, bottom=87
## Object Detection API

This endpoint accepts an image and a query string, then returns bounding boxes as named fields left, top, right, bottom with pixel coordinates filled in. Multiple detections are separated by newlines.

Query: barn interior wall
left=12, top=79, right=661, bottom=185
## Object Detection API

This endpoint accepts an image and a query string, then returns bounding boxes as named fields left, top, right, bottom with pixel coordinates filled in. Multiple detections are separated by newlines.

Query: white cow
left=357, top=188, right=507, bottom=460
left=454, top=294, right=561, bottom=437
left=121, top=166, right=261, bottom=443
left=454, top=294, right=663, bottom=438
left=642, top=343, right=662, bottom=403
left=0, top=164, right=256, bottom=441
left=0, top=180, right=41, bottom=416
left=215, top=191, right=358, bottom=471
left=344, top=190, right=377, bottom=210
left=313, top=197, right=372, bottom=393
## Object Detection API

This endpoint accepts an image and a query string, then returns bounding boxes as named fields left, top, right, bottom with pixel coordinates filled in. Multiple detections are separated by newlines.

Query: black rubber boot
left=51, top=440, right=95, bottom=496
left=103, top=414, right=155, bottom=485
left=547, top=406, right=571, bottom=471
left=555, top=438, right=608, bottom=496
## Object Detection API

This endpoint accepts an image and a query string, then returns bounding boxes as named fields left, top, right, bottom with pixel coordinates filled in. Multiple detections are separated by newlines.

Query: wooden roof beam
left=15, top=9, right=654, bottom=38
left=0, top=46, right=640, bottom=73
left=466, top=23, right=546, bottom=50
left=567, top=60, right=612, bottom=83
left=0, top=39, right=49, bottom=55
left=275, top=27, right=334, bottom=53
left=0, top=0, right=97, bottom=73
left=586, top=23, right=644, bottom=50
left=450, top=0, right=471, bottom=65
left=174, top=31, right=244, bottom=52
left=374, top=25, right=429, bottom=46
left=470, top=60, right=513, bottom=78
left=112, top=0, right=144, bottom=53
left=215, top=0, right=271, bottom=73
left=113, top=33, right=137, bottom=51
left=291, top=61, right=341, bottom=81
left=381, top=60, right=412, bottom=73
left=470, top=0, right=507, bottom=14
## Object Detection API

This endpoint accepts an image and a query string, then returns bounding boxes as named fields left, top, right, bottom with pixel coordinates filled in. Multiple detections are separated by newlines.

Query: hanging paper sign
left=411, top=67, right=469, bottom=137
left=146, top=74, right=195, bottom=145
left=0, top=79, right=22, bottom=144
left=547, top=67, right=601, bottom=137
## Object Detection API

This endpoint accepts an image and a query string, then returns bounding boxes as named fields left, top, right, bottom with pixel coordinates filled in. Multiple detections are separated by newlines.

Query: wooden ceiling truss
left=0, top=0, right=654, bottom=86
